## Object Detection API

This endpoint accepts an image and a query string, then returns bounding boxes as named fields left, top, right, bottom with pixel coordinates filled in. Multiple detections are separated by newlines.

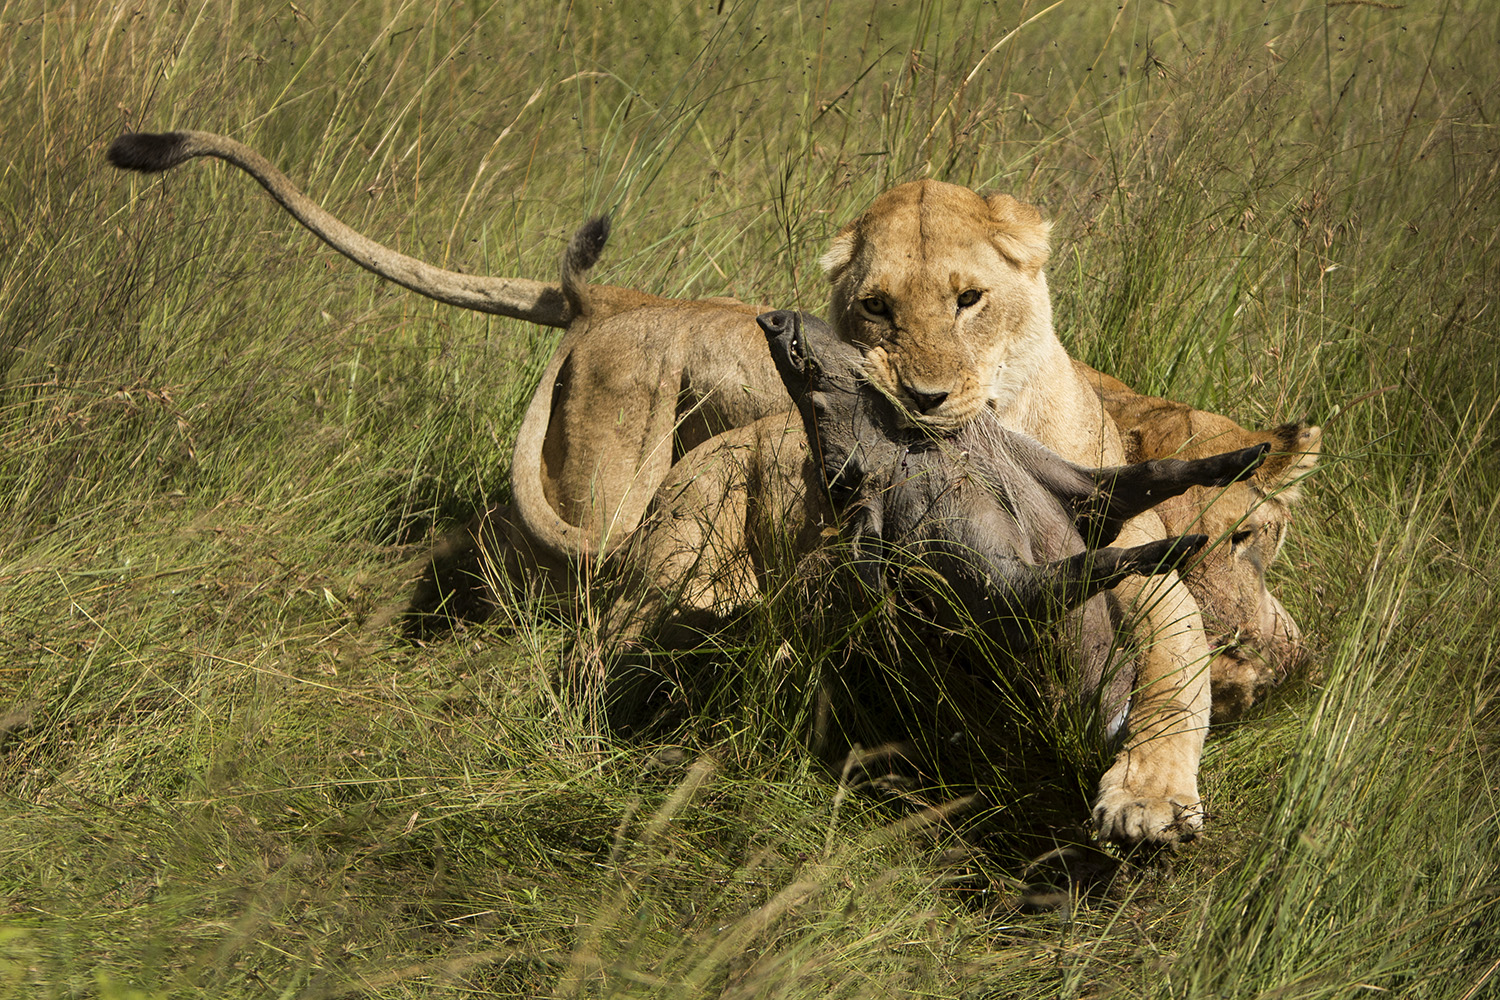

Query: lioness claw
left=1092, top=791, right=1204, bottom=845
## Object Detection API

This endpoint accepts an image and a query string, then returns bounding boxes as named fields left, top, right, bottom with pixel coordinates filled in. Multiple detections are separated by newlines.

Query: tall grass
left=2, top=0, right=1497, bottom=996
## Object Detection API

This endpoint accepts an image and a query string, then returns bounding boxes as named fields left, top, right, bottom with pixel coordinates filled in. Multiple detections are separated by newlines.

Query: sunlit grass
left=2, top=0, right=1497, bottom=996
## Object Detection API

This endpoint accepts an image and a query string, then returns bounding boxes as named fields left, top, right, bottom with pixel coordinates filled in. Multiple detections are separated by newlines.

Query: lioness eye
left=956, top=289, right=982, bottom=309
left=860, top=296, right=888, bottom=316
left=1230, top=529, right=1255, bottom=547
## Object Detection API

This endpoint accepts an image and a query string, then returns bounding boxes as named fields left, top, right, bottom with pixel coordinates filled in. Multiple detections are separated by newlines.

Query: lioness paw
left=1091, top=787, right=1203, bottom=845
left=1093, top=757, right=1204, bottom=846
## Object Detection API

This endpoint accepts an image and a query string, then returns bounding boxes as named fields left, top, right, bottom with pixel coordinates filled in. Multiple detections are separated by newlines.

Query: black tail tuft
left=106, top=132, right=189, bottom=173
left=570, top=215, right=612, bottom=273
left=560, top=215, right=611, bottom=316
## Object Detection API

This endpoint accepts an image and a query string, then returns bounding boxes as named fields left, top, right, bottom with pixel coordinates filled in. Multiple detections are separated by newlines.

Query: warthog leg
left=1068, top=446, right=1269, bottom=546
left=916, top=534, right=1208, bottom=650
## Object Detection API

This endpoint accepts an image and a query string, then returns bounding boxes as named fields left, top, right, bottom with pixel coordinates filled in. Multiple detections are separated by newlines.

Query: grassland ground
left=2, top=1, right=1499, bottom=997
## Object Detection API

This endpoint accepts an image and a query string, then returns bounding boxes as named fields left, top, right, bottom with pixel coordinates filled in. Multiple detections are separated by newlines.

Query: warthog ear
left=985, top=193, right=1052, bottom=275
left=1255, top=423, right=1322, bottom=502
left=819, top=219, right=861, bottom=279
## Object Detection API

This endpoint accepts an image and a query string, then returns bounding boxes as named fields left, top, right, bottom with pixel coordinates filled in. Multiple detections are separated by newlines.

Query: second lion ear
left=1255, top=423, right=1322, bottom=503
left=819, top=219, right=861, bottom=280
left=985, top=192, right=1051, bottom=275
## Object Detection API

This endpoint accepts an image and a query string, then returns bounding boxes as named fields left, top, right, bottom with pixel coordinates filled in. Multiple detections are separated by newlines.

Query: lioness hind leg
left=601, top=422, right=768, bottom=653
left=1090, top=512, right=1214, bottom=845
left=593, top=413, right=814, bottom=731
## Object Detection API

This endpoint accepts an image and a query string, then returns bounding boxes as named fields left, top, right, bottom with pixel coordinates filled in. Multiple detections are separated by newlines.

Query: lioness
left=106, top=131, right=786, bottom=585
left=816, top=180, right=1242, bottom=842
left=1078, top=365, right=1322, bottom=721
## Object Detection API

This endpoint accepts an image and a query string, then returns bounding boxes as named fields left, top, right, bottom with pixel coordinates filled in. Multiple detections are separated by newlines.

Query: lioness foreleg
left=1091, top=511, right=1214, bottom=845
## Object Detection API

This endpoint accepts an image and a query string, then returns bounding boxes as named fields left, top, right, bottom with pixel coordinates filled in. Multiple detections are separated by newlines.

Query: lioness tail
left=105, top=129, right=571, bottom=327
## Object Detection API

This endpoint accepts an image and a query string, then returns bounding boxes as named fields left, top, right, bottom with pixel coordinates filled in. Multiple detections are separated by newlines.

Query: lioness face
left=820, top=181, right=1054, bottom=433
left=1130, top=421, right=1322, bottom=720
left=1161, top=483, right=1301, bottom=650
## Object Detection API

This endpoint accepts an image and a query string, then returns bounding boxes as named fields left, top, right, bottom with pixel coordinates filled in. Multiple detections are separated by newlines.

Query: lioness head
left=820, top=181, right=1053, bottom=432
left=1121, top=413, right=1323, bottom=721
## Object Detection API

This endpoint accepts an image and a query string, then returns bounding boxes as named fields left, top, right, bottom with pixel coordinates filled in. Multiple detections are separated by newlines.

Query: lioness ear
left=819, top=219, right=861, bottom=280
left=1255, top=422, right=1322, bottom=503
left=985, top=192, right=1051, bottom=274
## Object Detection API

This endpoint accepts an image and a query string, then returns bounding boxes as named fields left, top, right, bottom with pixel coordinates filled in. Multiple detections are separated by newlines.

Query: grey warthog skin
left=756, top=309, right=1269, bottom=722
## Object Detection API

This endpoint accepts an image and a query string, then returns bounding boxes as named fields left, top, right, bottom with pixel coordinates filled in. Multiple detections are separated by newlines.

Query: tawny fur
left=1075, top=363, right=1322, bottom=722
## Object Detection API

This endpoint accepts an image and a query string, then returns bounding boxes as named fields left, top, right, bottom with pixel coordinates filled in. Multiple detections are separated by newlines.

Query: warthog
left=756, top=309, right=1269, bottom=730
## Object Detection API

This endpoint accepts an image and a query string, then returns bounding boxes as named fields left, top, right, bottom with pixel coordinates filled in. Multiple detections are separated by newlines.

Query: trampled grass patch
left=3, top=1, right=1498, bottom=996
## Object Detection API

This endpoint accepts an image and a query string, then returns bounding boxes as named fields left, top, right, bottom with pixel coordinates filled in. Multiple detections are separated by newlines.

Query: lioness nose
left=909, top=389, right=949, bottom=414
